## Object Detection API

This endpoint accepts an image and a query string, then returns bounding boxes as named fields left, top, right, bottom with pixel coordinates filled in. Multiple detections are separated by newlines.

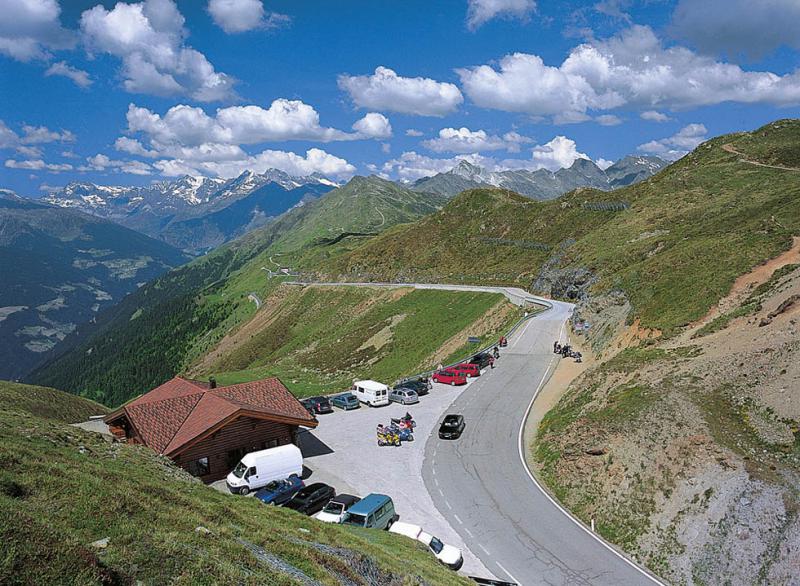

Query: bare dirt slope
left=533, top=245, right=800, bottom=585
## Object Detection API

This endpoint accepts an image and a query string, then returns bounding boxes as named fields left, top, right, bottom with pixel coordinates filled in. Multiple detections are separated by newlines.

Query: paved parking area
left=298, top=377, right=494, bottom=578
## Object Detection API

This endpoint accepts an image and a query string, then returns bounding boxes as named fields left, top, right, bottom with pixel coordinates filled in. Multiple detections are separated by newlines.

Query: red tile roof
left=107, top=376, right=317, bottom=456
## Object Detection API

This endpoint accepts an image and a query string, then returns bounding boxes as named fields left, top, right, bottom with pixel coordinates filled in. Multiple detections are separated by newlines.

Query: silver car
left=389, top=388, right=419, bottom=405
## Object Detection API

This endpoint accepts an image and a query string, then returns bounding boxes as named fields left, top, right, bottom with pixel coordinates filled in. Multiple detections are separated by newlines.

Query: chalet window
left=187, top=457, right=210, bottom=477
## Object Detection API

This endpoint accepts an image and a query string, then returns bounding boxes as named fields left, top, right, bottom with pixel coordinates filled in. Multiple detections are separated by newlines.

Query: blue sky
left=1, top=0, right=799, bottom=195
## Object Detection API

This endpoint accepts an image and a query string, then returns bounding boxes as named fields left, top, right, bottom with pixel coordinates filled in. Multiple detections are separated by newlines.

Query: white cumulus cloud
left=640, top=110, right=671, bottom=122
left=5, top=158, right=72, bottom=171
left=422, top=127, right=532, bottom=153
left=457, top=25, right=800, bottom=123
left=384, top=135, right=601, bottom=180
left=531, top=136, right=590, bottom=171
left=466, top=0, right=536, bottom=31
left=0, top=0, right=75, bottom=62
left=81, top=153, right=153, bottom=175
left=352, top=112, right=393, bottom=139
left=338, top=66, right=463, bottom=117
left=637, top=123, right=708, bottom=160
left=44, top=61, right=92, bottom=88
left=207, top=0, right=289, bottom=34
left=153, top=147, right=355, bottom=180
left=124, top=100, right=385, bottom=148
left=80, top=0, right=235, bottom=101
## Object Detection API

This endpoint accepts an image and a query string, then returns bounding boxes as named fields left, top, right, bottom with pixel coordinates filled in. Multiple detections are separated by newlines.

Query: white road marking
left=479, top=544, right=491, bottom=555
left=453, top=514, right=463, bottom=524
left=433, top=477, right=439, bottom=487
left=516, top=311, right=665, bottom=585
left=437, top=488, right=444, bottom=497
left=464, top=527, right=473, bottom=537
left=444, top=500, right=452, bottom=510
left=496, top=561, right=520, bottom=585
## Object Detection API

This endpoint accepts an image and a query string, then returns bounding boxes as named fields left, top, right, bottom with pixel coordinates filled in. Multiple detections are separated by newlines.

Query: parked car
left=254, top=474, right=304, bottom=505
left=389, top=521, right=464, bottom=570
left=284, top=482, right=336, bottom=515
left=439, top=414, right=465, bottom=439
left=314, top=493, right=361, bottom=523
left=341, top=493, right=398, bottom=530
left=331, top=392, right=360, bottom=410
left=431, top=370, right=467, bottom=386
left=300, top=398, right=315, bottom=415
left=226, top=445, right=303, bottom=495
left=453, top=363, right=481, bottom=378
left=469, top=353, right=493, bottom=370
left=352, top=380, right=390, bottom=407
left=304, top=396, right=333, bottom=415
left=389, top=387, right=419, bottom=405
left=395, top=379, right=430, bottom=397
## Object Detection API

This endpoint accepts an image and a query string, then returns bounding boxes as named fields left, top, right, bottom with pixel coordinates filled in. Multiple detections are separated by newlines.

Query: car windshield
left=342, top=513, right=367, bottom=526
left=264, top=480, right=281, bottom=491
left=322, top=502, right=345, bottom=515
left=429, top=537, right=444, bottom=554
left=232, top=462, right=247, bottom=478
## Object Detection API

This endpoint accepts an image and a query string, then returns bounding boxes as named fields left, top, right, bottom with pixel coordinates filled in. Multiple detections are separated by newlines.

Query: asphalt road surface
left=422, top=299, right=662, bottom=586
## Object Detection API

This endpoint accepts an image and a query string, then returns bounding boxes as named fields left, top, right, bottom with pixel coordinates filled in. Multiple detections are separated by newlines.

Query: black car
left=395, top=379, right=430, bottom=397
left=469, top=353, right=493, bottom=370
left=283, top=482, right=336, bottom=515
left=439, top=414, right=465, bottom=439
left=300, top=398, right=315, bottom=415
left=305, top=396, right=333, bottom=414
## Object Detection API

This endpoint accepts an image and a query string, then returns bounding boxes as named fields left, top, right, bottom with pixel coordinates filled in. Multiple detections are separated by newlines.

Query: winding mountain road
left=286, top=282, right=662, bottom=585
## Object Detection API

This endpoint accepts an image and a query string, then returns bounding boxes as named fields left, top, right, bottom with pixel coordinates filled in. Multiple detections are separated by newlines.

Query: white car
left=313, top=494, right=360, bottom=523
left=389, top=521, right=464, bottom=570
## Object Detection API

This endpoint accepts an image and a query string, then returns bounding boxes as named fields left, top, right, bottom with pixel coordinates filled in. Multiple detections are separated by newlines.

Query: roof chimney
left=209, top=377, right=217, bottom=389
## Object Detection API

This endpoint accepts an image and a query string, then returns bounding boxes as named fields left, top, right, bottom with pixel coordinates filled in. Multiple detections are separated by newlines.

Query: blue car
left=254, top=475, right=304, bottom=505
left=331, top=392, right=360, bottom=410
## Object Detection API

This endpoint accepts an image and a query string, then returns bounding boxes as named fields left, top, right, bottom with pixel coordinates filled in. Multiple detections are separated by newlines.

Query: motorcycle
left=376, top=424, right=401, bottom=447
left=391, top=412, right=416, bottom=429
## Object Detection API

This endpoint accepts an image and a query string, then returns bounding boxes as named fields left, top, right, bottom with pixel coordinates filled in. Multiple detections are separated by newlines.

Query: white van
left=352, top=380, right=389, bottom=407
left=389, top=521, right=463, bottom=570
left=226, top=444, right=303, bottom=495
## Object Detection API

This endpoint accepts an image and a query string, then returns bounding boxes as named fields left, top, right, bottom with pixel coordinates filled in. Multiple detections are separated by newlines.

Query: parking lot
left=296, top=377, right=492, bottom=578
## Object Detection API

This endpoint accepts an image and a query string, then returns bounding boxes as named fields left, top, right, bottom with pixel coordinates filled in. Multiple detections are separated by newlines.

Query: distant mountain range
left=43, top=170, right=337, bottom=253
left=0, top=191, right=188, bottom=380
left=28, top=174, right=448, bottom=404
left=411, top=156, right=667, bottom=199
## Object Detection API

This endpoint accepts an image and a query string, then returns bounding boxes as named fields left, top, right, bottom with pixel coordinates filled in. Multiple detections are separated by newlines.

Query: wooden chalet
left=105, top=376, right=318, bottom=482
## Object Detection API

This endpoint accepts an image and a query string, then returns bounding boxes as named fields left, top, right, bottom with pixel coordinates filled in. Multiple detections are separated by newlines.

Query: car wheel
left=240, top=486, right=249, bottom=496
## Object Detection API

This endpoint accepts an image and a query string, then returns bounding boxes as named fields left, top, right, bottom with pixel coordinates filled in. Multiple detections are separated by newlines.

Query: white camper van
left=226, top=444, right=303, bottom=495
left=352, top=380, right=389, bottom=407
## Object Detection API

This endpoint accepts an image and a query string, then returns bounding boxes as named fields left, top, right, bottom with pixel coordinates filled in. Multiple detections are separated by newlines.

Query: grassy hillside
left=314, top=120, right=800, bottom=336
left=189, top=285, right=519, bottom=397
left=29, top=178, right=448, bottom=407
left=528, top=120, right=800, bottom=582
left=0, top=382, right=468, bottom=585
left=0, top=380, right=108, bottom=423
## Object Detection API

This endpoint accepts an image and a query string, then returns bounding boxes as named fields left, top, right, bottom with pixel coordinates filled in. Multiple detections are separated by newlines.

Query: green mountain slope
left=315, top=120, right=800, bottom=335
left=0, top=381, right=469, bottom=585
left=28, top=178, right=446, bottom=407
left=187, top=285, right=519, bottom=397
left=0, top=197, right=189, bottom=380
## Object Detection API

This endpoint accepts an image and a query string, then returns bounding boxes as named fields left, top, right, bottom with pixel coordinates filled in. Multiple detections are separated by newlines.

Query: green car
left=331, top=392, right=360, bottom=410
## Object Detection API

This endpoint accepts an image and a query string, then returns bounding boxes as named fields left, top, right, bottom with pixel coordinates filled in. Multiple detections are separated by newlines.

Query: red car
left=453, top=363, right=481, bottom=378
left=432, top=369, right=468, bottom=386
